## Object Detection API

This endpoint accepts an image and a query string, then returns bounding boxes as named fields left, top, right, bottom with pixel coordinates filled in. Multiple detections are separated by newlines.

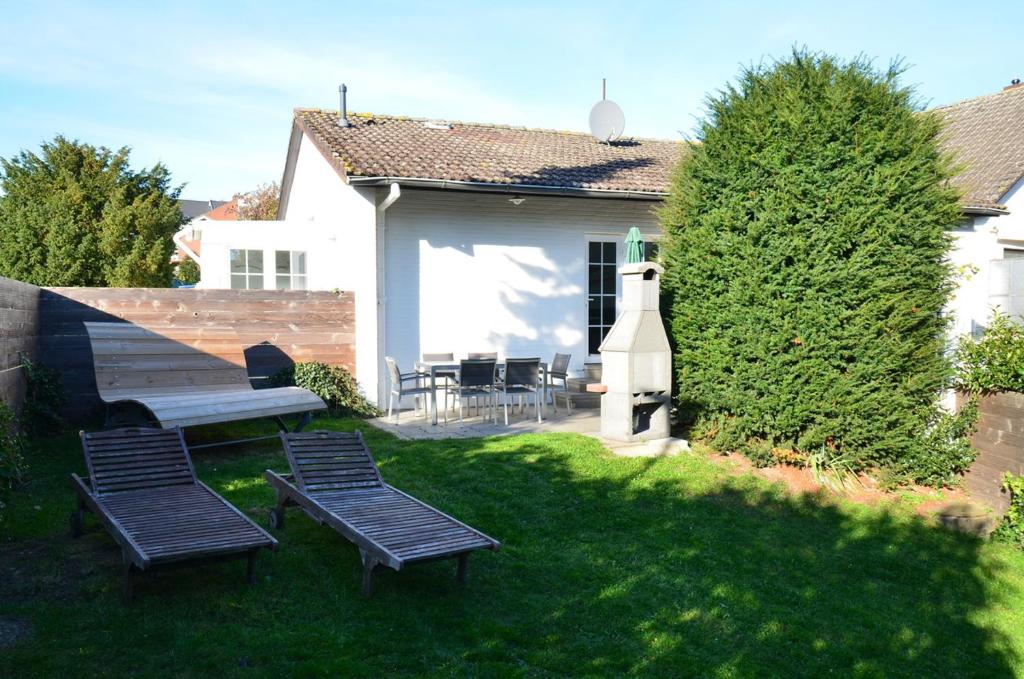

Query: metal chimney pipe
left=338, top=84, right=350, bottom=127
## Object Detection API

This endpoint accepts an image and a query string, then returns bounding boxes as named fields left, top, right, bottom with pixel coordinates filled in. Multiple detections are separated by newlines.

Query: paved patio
left=369, top=403, right=601, bottom=440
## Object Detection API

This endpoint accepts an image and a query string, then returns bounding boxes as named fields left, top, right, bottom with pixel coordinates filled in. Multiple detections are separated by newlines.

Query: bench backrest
left=281, top=430, right=384, bottom=493
left=81, top=427, right=197, bottom=495
left=84, top=322, right=252, bottom=398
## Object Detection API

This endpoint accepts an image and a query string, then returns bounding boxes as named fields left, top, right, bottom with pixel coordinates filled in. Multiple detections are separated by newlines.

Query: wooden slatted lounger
left=71, top=427, right=278, bottom=602
left=265, top=431, right=500, bottom=596
left=83, top=321, right=327, bottom=437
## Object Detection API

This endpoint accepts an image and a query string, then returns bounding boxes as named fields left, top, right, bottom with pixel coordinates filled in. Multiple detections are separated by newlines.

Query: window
left=644, top=240, right=659, bottom=262
left=275, top=250, right=307, bottom=290
left=230, top=249, right=263, bottom=289
left=1004, top=248, right=1024, bottom=260
left=588, top=240, right=617, bottom=354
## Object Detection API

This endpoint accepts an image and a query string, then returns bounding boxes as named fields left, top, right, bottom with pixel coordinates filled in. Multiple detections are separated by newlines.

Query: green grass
left=2, top=418, right=1024, bottom=677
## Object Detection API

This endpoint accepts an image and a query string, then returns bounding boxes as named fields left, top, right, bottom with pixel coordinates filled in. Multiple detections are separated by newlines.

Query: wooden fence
left=39, top=287, right=355, bottom=422
left=962, top=391, right=1024, bottom=513
left=0, top=277, right=40, bottom=411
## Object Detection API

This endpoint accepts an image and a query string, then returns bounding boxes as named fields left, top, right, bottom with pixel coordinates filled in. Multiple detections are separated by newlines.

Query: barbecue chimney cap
left=621, top=262, right=664, bottom=277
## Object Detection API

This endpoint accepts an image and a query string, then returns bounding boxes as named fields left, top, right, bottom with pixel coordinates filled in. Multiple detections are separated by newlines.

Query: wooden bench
left=84, top=322, right=327, bottom=432
left=265, top=431, right=500, bottom=596
left=71, top=427, right=278, bottom=601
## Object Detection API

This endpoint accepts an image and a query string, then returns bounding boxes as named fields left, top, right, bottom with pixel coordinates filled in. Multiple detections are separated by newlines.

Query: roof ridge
left=931, top=84, right=1024, bottom=112
left=293, top=107, right=681, bottom=144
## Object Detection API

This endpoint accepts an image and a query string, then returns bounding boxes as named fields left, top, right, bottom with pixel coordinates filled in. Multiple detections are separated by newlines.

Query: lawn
left=2, top=418, right=1024, bottom=677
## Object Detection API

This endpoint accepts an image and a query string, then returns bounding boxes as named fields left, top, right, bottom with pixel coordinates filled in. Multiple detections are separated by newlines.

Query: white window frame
left=274, top=250, right=308, bottom=290
left=229, top=249, right=264, bottom=290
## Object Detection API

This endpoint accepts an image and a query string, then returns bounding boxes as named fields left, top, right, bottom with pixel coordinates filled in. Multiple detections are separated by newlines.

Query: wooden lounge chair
left=84, top=321, right=326, bottom=436
left=71, top=427, right=278, bottom=602
left=265, top=430, right=500, bottom=596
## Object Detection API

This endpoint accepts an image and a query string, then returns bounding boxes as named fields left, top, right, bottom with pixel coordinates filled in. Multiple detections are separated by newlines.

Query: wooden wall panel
left=961, top=391, right=1024, bottom=514
left=0, top=276, right=40, bottom=412
left=40, top=287, right=355, bottom=422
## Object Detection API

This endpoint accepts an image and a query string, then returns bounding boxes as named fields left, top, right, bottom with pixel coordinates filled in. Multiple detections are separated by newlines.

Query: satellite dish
left=589, top=99, right=625, bottom=143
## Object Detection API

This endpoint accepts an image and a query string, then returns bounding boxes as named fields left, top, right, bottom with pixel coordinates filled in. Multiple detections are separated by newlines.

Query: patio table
left=415, top=360, right=548, bottom=426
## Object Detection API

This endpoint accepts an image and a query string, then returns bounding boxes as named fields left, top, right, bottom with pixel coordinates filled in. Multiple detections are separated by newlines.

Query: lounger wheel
left=268, top=508, right=285, bottom=529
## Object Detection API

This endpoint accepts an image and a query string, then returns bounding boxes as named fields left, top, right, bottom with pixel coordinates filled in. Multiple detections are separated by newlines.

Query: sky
left=1, top=0, right=1022, bottom=199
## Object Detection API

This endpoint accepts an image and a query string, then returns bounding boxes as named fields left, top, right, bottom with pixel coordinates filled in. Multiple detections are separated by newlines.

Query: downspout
left=376, top=182, right=401, bottom=403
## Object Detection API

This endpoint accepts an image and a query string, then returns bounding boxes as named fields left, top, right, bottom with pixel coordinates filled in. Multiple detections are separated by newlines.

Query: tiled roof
left=935, top=85, right=1024, bottom=211
left=294, top=109, right=684, bottom=195
left=295, top=87, right=1024, bottom=210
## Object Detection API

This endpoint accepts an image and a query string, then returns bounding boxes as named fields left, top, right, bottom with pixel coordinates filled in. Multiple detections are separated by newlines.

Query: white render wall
left=380, top=188, right=661, bottom=391
left=947, top=177, right=1024, bottom=339
left=200, top=132, right=382, bottom=402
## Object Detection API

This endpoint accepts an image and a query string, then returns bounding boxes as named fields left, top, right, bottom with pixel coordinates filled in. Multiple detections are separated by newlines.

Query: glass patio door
left=587, top=239, right=618, bottom=356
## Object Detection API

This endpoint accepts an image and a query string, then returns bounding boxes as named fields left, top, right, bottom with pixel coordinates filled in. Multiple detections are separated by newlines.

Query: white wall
left=200, top=132, right=382, bottom=402
left=948, top=177, right=1024, bottom=339
left=380, top=189, right=662, bottom=392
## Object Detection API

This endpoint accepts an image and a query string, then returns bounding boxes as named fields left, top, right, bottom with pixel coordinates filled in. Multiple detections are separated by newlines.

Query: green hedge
left=956, top=311, right=1024, bottom=393
left=660, top=50, right=967, bottom=482
left=271, top=362, right=379, bottom=418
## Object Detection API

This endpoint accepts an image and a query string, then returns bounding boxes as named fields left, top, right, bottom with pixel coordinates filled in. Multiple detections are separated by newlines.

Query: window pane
left=589, top=328, right=602, bottom=354
left=588, top=241, right=601, bottom=262
left=248, top=250, right=263, bottom=274
left=230, top=249, right=246, bottom=273
left=588, top=265, right=600, bottom=293
left=230, top=274, right=246, bottom=289
left=292, top=275, right=307, bottom=290
left=588, top=297, right=601, bottom=324
left=276, top=275, right=291, bottom=290
left=603, top=242, right=616, bottom=264
left=602, top=264, right=616, bottom=296
left=602, top=296, right=616, bottom=325
left=292, top=251, right=307, bottom=274
left=276, top=250, right=290, bottom=274
left=1005, top=249, right=1024, bottom=259
left=248, top=274, right=263, bottom=290
left=644, top=241, right=659, bottom=261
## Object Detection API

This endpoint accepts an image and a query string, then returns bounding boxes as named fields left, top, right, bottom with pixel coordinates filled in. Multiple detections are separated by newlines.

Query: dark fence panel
left=961, top=391, right=1024, bottom=513
left=40, top=287, right=355, bottom=422
left=0, top=276, right=40, bottom=412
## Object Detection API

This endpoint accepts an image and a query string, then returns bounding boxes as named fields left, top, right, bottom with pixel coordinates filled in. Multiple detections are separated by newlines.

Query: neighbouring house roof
left=292, top=109, right=684, bottom=198
left=201, top=197, right=238, bottom=221
left=179, top=198, right=228, bottom=220
left=935, top=84, right=1024, bottom=213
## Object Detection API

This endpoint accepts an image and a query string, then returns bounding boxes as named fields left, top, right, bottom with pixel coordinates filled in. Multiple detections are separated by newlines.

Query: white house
left=191, top=81, right=1024, bottom=406
left=196, top=108, right=681, bottom=404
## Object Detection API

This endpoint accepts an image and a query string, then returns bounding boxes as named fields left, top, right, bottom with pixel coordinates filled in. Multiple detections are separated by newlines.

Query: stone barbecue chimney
left=596, top=262, right=672, bottom=442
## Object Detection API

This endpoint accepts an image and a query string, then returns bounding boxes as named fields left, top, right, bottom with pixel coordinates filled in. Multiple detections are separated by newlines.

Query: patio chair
left=70, top=427, right=277, bottom=602
left=500, top=358, right=542, bottom=424
left=265, top=431, right=500, bottom=596
left=385, top=356, right=433, bottom=423
left=448, top=359, right=497, bottom=423
left=547, top=352, right=572, bottom=413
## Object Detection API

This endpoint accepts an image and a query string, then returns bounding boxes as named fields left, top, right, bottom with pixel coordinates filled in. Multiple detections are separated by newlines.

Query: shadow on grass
left=1, top=419, right=1019, bottom=676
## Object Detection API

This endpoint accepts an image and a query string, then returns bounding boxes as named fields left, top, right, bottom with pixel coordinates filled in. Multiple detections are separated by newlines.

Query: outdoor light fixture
left=508, top=194, right=525, bottom=206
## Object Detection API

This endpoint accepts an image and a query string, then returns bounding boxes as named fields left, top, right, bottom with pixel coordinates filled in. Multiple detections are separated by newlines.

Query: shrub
left=660, top=50, right=963, bottom=480
left=175, top=258, right=200, bottom=285
left=993, top=473, right=1024, bottom=548
left=955, top=311, right=1024, bottom=393
left=271, top=362, right=379, bottom=418
left=21, top=356, right=66, bottom=435
left=0, top=403, right=26, bottom=522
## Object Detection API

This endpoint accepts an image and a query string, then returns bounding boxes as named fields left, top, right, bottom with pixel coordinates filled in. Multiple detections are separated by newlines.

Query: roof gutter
left=962, top=204, right=1010, bottom=216
left=173, top=227, right=201, bottom=266
left=347, top=175, right=667, bottom=201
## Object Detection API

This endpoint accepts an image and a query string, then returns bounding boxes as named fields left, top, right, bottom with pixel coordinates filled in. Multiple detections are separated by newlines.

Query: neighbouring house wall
left=380, top=188, right=661, bottom=399
left=39, top=287, right=354, bottom=422
left=947, top=178, right=1024, bottom=340
left=0, top=276, right=40, bottom=413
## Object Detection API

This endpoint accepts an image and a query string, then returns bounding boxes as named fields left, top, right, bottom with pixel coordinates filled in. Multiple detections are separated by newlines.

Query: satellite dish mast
left=589, top=78, right=625, bottom=143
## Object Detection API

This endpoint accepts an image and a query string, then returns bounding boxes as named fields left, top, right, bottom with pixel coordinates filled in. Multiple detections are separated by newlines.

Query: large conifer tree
left=660, top=51, right=963, bottom=471
left=0, top=136, right=182, bottom=287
